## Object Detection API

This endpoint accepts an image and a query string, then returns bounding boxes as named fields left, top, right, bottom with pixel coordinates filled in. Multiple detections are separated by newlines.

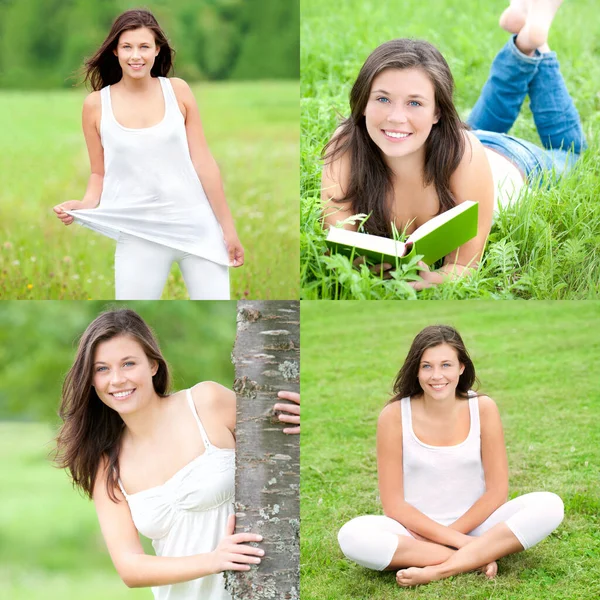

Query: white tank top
left=67, top=77, right=229, bottom=266
left=401, top=394, right=486, bottom=526
left=483, top=147, right=525, bottom=212
left=118, top=390, right=235, bottom=600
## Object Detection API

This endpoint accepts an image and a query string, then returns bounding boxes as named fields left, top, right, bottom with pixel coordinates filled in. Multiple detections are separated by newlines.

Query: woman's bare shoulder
left=190, top=382, right=235, bottom=430
left=83, top=90, right=102, bottom=110
left=378, top=401, right=403, bottom=431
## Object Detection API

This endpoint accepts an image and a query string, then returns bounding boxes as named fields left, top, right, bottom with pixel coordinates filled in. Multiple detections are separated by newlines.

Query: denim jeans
left=467, top=35, right=586, bottom=182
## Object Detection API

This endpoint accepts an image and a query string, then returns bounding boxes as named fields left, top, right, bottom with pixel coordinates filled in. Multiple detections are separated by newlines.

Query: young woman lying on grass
left=337, top=325, right=564, bottom=587
left=322, top=0, right=585, bottom=290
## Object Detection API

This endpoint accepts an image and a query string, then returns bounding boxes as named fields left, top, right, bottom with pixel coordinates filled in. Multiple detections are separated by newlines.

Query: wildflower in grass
left=27, top=284, right=33, bottom=290
left=3, top=241, right=12, bottom=249
left=12, top=260, right=20, bottom=266
left=30, top=256, right=37, bottom=262
left=63, top=256, right=72, bottom=264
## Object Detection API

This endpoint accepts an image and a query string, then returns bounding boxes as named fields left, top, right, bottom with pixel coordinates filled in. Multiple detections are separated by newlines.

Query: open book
left=325, top=201, right=478, bottom=266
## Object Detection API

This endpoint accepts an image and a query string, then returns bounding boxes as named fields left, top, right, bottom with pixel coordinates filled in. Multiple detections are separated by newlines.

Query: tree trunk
left=225, top=301, right=300, bottom=600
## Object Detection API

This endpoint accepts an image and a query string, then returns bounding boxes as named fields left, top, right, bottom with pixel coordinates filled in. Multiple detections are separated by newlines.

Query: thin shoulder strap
left=468, top=393, right=481, bottom=439
left=186, top=388, right=211, bottom=448
left=159, top=77, right=178, bottom=111
left=399, top=396, right=410, bottom=437
left=113, top=466, right=129, bottom=498
left=100, top=85, right=112, bottom=116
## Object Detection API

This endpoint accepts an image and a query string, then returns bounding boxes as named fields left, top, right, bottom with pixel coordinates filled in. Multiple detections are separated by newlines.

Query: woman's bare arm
left=93, top=457, right=261, bottom=588
left=445, top=131, right=494, bottom=272
left=377, top=402, right=469, bottom=549
left=447, top=396, right=509, bottom=533
left=54, top=92, right=104, bottom=224
left=171, top=77, right=243, bottom=266
left=321, top=132, right=358, bottom=231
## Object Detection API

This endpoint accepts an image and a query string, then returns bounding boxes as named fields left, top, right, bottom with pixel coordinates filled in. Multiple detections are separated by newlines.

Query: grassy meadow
left=0, top=422, right=151, bottom=599
left=0, top=80, right=299, bottom=300
left=300, top=301, right=600, bottom=599
left=301, top=0, right=600, bottom=299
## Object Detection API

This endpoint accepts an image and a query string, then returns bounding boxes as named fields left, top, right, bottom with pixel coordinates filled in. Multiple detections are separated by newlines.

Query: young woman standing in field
left=337, top=325, right=564, bottom=587
left=322, top=0, right=584, bottom=289
left=55, top=309, right=261, bottom=598
left=53, top=9, right=243, bottom=300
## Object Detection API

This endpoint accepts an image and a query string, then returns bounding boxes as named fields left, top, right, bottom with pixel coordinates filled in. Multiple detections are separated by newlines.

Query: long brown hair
left=55, top=309, right=171, bottom=502
left=83, top=9, right=174, bottom=91
left=390, top=325, right=477, bottom=402
left=323, top=39, right=467, bottom=237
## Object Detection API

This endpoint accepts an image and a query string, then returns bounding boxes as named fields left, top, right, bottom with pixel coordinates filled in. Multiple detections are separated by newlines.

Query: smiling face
left=364, top=67, right=439, bottom=161
left=417, top=343, right=465, bottom=400
left=92, top=334, right=158, bottom=414
left=113, top=27, right=160, bottom=79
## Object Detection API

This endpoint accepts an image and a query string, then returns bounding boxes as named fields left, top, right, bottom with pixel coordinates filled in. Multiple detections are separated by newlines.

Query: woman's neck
left=120, top=393, right=167, bottom=442
left=384, top=145, right=427, bottom=181
left=116, top=74, right=157, bottom=94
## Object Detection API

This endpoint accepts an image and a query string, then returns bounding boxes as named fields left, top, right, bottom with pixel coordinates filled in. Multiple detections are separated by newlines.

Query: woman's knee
left=337, top=516, right=401, bottom=571
left=539, top=492, right=564, bottom=530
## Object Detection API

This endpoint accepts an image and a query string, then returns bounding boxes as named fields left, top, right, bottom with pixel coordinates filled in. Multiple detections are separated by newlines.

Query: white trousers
left=338, top=492, right=564, bottom=571
left=114, top=234, right=230, bottom=300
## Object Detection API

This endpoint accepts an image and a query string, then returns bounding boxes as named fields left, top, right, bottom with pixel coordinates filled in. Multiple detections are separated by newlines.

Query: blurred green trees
left=0, top=0, right=299, bottom=88
left=0, top=301, right=237, bottom=422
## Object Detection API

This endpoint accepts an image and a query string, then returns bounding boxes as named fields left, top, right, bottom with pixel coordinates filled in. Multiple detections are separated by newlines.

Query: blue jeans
left=467, top=36, right=586, bottom=182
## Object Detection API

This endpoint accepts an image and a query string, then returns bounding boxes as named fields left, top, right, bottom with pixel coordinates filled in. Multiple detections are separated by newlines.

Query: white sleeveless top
left=401, top=394, right=486, bottom=526
left=118, top=389, right=235, bottom=600
left=484, top=147, right=525, bottom=211
left=67, top=77, right=229, bottom=266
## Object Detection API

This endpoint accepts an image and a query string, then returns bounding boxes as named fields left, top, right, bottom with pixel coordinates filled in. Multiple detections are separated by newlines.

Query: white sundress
left=67, top=76, right=229, bottom=266
left=118, top=389, right=235, bottom=600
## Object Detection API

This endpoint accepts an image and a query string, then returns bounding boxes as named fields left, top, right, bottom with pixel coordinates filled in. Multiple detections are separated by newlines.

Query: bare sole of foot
left=480, top=560, right=498, bottom=579
left=499, top=0, right=530, bottom=34
left=516, top=0, right=564, bottom=54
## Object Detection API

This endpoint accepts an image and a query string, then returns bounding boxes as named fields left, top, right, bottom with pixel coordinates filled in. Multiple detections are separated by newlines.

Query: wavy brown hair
left=83, top=9, right=174, bottom=91
left=55, top=309, right=171, bottom=502
left=323, top=39, right=467, bottom=237
left=390, top=325, right=478, bottom=402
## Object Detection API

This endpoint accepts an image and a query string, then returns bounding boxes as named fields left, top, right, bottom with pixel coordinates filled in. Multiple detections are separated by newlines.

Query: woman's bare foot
left=499, top=0, right=530, bottom=34
left=516, top=0, right=564, bottom=54
left=396, top=561, right=497, bottom=587
left=396, top=566, right=441, bottom=587
left=480, top=560, right=498, bottom=579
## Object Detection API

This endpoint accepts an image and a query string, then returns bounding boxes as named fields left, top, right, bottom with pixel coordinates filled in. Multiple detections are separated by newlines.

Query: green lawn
left=301, top=0, right=600, bottom=299
left=0, top=80, right=299, bottom=300
left=0, top=422, right=150, bottom=599
left=300, top=300, right=600, bottom=599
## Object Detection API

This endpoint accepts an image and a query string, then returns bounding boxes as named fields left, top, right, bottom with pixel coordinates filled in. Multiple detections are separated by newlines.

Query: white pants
left=115, top=234, right=230, bottom=300
left=338, top=492, right=564, bottom=571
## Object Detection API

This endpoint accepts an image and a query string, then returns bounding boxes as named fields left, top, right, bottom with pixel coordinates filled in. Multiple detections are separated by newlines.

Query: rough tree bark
left=225, top=301, right=300, bottom=600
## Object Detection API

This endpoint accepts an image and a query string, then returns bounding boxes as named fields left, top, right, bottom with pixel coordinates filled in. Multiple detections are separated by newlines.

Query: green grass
left=0, top=80, right=299, bottom=300
left=0, top=421, right=151, bottom=599
left=300, top=300, right=600, bottom=599
left=300, top=0, right=600, bottom=299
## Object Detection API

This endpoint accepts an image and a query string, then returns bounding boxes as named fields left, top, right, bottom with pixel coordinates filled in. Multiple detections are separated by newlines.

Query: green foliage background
left=0, top=0, right=299, bottom=88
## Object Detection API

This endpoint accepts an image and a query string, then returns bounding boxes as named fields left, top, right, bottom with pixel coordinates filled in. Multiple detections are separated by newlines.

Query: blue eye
left=95, top=366, right=108, bottom=372
left=409, top=100, right=422, bottom=107
left=124, top=361, right=135, bottom=367
left=376, top=97, right=390, bottom=104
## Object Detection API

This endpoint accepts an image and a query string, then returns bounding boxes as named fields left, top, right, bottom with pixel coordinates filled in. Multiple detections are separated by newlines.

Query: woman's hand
left=224, top=231, right=244, bottom=267
left=273, top=391, right=300, bottom=434
left=53, top=200, right=85, bottom=226
left=210, top=514, right=264, bottom=574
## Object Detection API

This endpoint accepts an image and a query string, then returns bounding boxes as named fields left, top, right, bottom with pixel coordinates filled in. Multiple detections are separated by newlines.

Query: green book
left=325, top=201, right=478, bottom=266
